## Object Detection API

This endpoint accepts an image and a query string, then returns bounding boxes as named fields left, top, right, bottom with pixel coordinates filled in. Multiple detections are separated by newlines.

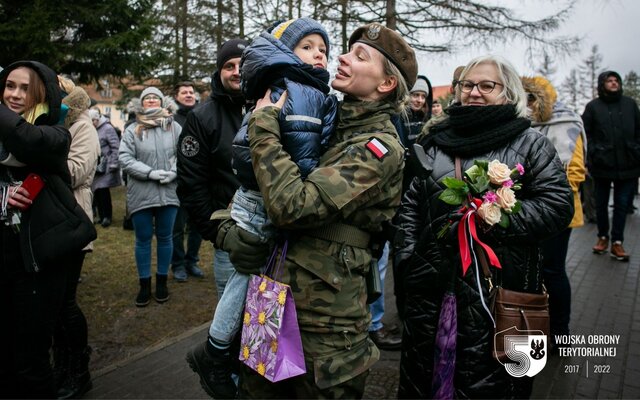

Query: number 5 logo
left=495, top=327, right=547, bottom=377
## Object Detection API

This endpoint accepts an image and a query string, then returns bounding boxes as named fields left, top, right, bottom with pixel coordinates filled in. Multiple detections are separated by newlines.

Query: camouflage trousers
left=237, top=330, right=376, bottom=399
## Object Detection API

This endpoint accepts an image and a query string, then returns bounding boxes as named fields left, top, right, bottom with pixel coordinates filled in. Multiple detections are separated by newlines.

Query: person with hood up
left=119, top=87, right=181, bottom=307
left=522, top=75, right=586, bottom=352
left=583, top=71, right=640, bottom=261
left=0, top=61, right=96, bottom=398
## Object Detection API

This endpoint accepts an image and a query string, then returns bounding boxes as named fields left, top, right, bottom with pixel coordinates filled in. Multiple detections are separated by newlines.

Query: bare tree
left=560, top=68, right=585, bottom=113
left=580, top=44, right=605, bottom=100
left=536, top=50, right=558, bottom=84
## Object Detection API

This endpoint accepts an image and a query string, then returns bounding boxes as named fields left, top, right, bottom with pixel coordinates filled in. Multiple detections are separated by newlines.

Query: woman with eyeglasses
left=119, top=87, right=181, bottom=307
left=393, top=55, right=573, bottom=398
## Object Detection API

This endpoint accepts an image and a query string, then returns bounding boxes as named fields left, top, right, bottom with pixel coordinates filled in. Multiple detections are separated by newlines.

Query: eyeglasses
left=143, top=95, right=161, bottom=101
left=458, top=80, right=503, bottom=94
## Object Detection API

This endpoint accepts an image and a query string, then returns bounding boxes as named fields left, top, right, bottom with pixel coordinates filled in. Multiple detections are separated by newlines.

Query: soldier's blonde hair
left=381, top=58, right=410, bottom=114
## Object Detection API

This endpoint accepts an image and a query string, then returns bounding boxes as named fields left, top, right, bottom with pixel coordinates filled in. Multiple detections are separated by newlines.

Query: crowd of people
left=0, top=16, right=639, bottom=400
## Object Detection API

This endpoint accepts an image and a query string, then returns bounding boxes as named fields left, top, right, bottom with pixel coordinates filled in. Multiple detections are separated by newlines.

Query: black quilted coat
left=393, top=127, right=573, bottom=398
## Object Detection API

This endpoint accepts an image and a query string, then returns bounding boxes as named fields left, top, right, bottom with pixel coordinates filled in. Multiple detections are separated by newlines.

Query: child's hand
left=255, top=89, right=287, bottom=111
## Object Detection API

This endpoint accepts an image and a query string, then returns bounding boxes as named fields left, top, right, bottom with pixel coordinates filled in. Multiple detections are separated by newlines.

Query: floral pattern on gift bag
left=239, top=242, right=306, bottom=382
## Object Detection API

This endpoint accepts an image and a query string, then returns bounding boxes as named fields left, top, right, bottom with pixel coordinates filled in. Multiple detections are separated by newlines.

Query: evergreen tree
left=560, top=68, right=585, bottom=113
left=0, top=0, right=159, bottom=82
left=623, top=71, right=640, bottom=104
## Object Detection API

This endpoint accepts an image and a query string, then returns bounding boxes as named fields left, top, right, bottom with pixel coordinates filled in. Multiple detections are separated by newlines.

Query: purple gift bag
left=239, top=242, right=306, bottom=382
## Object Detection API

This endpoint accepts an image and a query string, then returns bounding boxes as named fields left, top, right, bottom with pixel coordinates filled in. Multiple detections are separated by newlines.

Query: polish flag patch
left=365, top=138, right=389, bottom=160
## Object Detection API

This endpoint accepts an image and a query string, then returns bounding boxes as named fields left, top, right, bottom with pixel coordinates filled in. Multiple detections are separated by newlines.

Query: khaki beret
left=348, top=23, right=418, bottom=88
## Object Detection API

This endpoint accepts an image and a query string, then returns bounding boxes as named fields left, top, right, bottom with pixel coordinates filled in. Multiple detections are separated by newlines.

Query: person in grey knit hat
left=140, top=87, right=165, bottom=108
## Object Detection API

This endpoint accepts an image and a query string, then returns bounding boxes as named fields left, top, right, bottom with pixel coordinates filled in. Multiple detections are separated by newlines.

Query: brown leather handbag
left=476, top=247, right=550, bottom=362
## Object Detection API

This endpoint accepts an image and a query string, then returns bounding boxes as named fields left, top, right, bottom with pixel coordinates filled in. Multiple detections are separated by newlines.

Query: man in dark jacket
left=583, top=71, right=640, bottom=261
left=177, top=38, right=248, bottom=399
left=171, top=81, right=204, bottom=281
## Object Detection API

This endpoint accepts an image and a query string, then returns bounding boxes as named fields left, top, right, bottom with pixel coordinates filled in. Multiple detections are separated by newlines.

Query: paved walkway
left=86, top=209, right=640, bottom=399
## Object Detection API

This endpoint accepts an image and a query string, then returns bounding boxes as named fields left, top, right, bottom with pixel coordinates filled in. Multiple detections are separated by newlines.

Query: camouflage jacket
left=248, top=99, right=404, bottom=388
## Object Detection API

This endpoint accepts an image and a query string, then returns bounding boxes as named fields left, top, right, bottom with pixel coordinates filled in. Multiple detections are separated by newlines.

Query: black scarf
left=423, top=104, right=531, bottom=158
left=243, top=63, right=330, bottom=100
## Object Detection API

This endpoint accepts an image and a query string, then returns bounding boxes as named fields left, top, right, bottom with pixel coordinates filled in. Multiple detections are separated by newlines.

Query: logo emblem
left=180, top=135, right=200, bottom=157
left=495, top=328, right=547, bottom=377
left=366, top=24, right=382, bottom=41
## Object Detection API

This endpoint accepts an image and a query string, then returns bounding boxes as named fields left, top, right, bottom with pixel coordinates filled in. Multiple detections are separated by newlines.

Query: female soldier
left=213, top=24, right=417, bottom=398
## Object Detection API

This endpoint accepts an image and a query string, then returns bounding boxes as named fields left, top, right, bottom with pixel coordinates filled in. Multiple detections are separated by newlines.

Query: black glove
left=216, top=219, right=271, bottom=275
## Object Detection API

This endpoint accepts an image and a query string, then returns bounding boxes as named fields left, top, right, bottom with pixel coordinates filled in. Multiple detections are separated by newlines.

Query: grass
left=79, top=185, right=218, bottom=371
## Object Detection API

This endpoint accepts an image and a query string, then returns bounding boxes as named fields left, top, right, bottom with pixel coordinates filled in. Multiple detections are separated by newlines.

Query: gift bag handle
left=265, top=240, right=288, bottom=281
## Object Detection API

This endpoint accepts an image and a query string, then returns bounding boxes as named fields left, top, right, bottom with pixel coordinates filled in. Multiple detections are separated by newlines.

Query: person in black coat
left=0, top=61, right=95, bottom=398
left=582, top=70, right=640, bottom=261
left=393, top=55, right=573, bottom=398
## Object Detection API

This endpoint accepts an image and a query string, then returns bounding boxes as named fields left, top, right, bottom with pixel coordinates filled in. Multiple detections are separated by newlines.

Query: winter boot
left=186, top=340, right=236, bottom=399
left=154, top=274, right=170, bottom=303
left=52, top=345, right=69, bottom=391
left=135, top=277, right=152, bottom=307
left=57, top=346, right=92, bottom=399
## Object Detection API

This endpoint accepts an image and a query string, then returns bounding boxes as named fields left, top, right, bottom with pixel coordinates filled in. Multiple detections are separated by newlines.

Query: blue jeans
left=541, top=228, right=572, bottom=338
left=369, top=242, right=390, bottom=332
left=594, top=177, right=636, bottom=242
left=209, top=270, right=251, bottom=343
left=171, top=207, right=203, bottom=269
left=230, top=187, right=275, bottom=242
left=131, top=206, right=178, bottom=278
left=209, top=249, right=237, bottom=341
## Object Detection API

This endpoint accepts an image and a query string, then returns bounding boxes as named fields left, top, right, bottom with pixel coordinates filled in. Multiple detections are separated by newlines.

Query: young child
left=186, top=18, right=337, bottom=398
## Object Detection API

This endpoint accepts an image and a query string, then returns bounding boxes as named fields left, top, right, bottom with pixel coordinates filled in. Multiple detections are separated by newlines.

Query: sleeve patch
left=180, top=135, right=200, bottom=157
left=365, top=138, right=389, bottom=160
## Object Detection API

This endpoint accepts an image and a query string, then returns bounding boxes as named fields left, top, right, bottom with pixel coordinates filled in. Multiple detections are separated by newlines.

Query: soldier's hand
left=218, top=220, right=269, bottom=275
left=255, top=89, right=287, bottom=112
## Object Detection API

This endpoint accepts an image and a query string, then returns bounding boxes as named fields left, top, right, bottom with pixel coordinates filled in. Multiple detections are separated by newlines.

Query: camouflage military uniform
left=238, top=99, right=404, bottom=398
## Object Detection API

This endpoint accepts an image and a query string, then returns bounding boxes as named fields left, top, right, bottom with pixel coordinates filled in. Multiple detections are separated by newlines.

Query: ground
left=79, top=185, right=218, bottom=371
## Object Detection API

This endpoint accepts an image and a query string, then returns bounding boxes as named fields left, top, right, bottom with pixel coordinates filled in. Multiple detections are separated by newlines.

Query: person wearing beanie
left=119, top=86, right=181, bottom=307
left=177, top=37, right=249, bottom=399
left=170, top=81, right=204, bottom=282
left=186, top=18, right=339, bottom=398
left=211, top=22, right=416, bottom=398
left=582, top=71, right=640, bottom=261
left=523, top=75, right=586, bottom=354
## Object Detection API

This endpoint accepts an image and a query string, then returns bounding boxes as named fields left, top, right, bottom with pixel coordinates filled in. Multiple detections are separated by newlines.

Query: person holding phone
left=0, top=61, right=96, bottom=398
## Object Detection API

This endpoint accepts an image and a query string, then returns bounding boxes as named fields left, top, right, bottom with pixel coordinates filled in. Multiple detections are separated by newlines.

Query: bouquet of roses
left=437, top=159, right=525, bottom=276
left=439, top=159, right=525, bottom=230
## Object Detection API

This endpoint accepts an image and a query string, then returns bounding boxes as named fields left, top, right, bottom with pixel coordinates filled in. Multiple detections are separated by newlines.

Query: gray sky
left=417, top=0, right=639, bottom=88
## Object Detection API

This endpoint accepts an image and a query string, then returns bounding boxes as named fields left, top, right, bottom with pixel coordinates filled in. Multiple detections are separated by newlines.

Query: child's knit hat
left=270, top=18, right=330, bottom=56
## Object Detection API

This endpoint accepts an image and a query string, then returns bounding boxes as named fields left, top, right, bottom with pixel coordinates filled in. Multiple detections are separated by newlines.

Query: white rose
left=496, top=187, right=517, bottom=211
left=477, top=202, right=502, bottom=226
left=487, top=160, right=512, bottom=185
